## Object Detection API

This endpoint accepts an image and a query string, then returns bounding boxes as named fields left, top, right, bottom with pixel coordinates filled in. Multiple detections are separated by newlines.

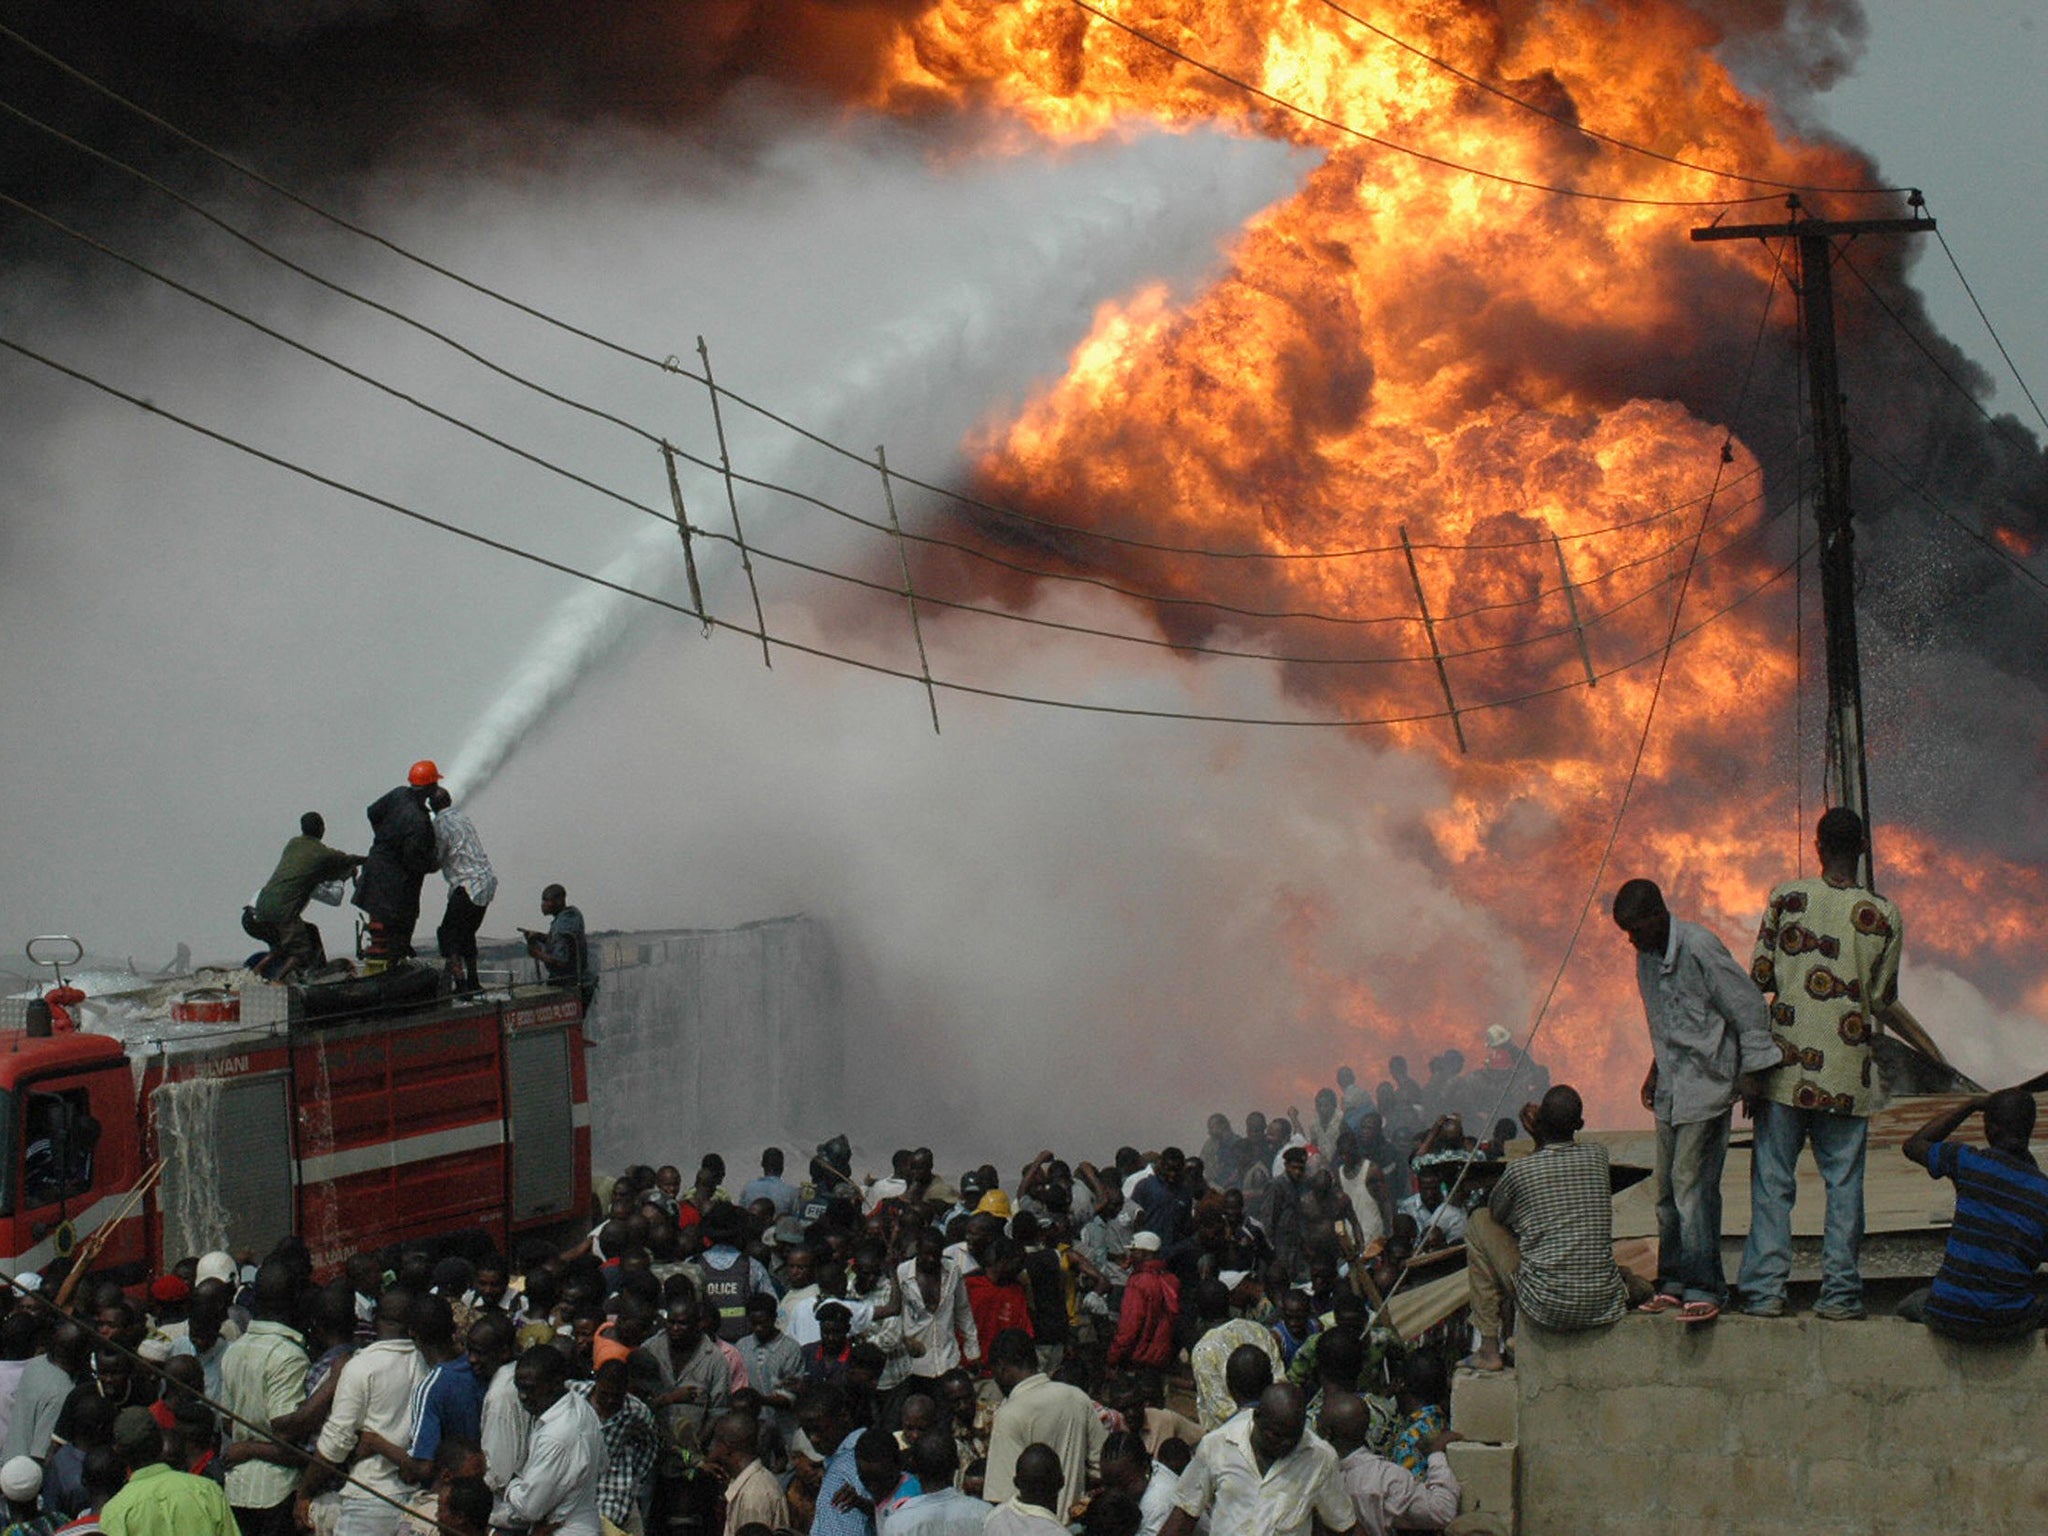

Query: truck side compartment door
left=152, top=1073, right=296, bottom=1270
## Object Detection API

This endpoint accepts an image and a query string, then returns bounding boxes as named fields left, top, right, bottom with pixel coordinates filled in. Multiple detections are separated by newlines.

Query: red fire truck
left=0, top=945, right=591, bottom=1285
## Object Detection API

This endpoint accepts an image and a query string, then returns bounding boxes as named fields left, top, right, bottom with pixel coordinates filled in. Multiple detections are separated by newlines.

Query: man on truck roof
left=522, top=886, right=595, bottom=1006
left=242, top=813, right=362, bottom=982
left=353, top=762, right=443, bottom=962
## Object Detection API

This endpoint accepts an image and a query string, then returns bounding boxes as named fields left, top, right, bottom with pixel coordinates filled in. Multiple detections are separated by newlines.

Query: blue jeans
left=1655, top=1111, right=1730, bottom=1304
left=1738, top=1098, right=1867, bottom=1312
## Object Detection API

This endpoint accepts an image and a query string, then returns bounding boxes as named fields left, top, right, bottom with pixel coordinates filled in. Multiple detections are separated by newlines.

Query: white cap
left=1130, top=1231, right=1162, bottom=1253
left=1, top=1455, right=43, bottom=1502
left=196, top=1251, right=238, bottom=1287
left=1219, top=1269, right=1253, bottom=1291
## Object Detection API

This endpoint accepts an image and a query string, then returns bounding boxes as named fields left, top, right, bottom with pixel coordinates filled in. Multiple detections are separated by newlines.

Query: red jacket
left=965, top=1273, right=1034, bottom=1369
left=1109, top=1260, right=1181, bottom=1368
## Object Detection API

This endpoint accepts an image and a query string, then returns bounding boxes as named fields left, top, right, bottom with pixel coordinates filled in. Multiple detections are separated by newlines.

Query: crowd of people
left=239, top=760, right=593, bottom=1002
left=14, top=800, right=2031, bottom=1536
left=0, top=1039, right=1592, bottom=1536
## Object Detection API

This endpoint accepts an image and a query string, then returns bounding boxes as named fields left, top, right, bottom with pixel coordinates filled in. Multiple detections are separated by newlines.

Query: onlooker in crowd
left=741, top=1151, right=801, bottom=1218
left=502, top=1346, right=605, bottom=1536
left=1615, top=876, right=1778, bottom=1323
left=1900, top=1087, right=2048, bottom=1340
left=1738, top=808, right=1929, bottom=1321
left=101, top=1407, right=237, bottom=1535
left=301, top=1288, right=424, bottom=1536
left=983, top=1444, right=1067, bottom=1536
left=982, top=1331, right=1104, bottom=1521
left=1318, top=1389, right=1459, bottom=1536
left=1395, top=1169, right=1466, bottom=1253
left=707, top=1410, right=788, bottom=1535
left=5, top=1324, right=87, bottom=1462
left=1463, top=1086, right=1636, bottom=1371
left=217, top=1262, right=309, bottom=1536
left=1159, top=1384, right=1362, bottom=1536
left=1105, top=1236, right=1177, bottom=1373
left=883, top=1430, right=988, bottom=1535
left=567, top=1359, right=659, bottom=1535
left=0, top=1454, right=50, bottom=1536
left=1187, top=1280, right=1283, bottom=1433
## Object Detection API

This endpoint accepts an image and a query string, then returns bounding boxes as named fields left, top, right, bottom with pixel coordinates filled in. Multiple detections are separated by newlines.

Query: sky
left=1812, top=0, right=2046, bottom=424
left=0, top=0, right=2042, bottom=1158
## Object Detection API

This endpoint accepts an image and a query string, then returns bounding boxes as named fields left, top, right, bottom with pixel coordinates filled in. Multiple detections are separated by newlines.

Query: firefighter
left=242, top=813, right=363, bottom=981
left=353, top=761, right=443, bottom=962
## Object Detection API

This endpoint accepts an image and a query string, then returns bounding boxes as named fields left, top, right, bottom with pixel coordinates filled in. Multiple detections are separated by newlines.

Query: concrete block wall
left=1517, top=1312, right=2048, bottom=1534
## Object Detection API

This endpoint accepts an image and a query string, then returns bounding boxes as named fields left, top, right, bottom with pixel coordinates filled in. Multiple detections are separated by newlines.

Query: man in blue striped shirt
left=1900, top=1087, right=2048, bottom=1340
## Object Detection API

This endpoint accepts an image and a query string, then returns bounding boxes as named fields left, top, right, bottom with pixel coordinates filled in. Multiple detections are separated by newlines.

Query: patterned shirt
left=1487, top=1141, right=1628, bottom=1331
left=1191, top=1319, right=1285, bottom=1431
left=431, top=805, right=497, bottom=907
left=812, top=1434, right=876, bottom=1536
left=1388, top=1405, right=1446, bottom=1476
left=1752, top=876, right=1902, bottom=1115
left=1922, top=1140, right=2048, bottom=1332
left=567, top=1382, right=660, bottom=1527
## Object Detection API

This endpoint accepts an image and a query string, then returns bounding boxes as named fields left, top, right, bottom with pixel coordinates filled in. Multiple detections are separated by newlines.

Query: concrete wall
left=1517, top=1312, right=2048, bottom=1535
left=578, top=916, right=843, bottom=1171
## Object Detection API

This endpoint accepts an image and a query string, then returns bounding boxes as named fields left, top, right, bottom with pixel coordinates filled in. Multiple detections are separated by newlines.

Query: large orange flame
left=843, top=0, right=2024, bottom=1121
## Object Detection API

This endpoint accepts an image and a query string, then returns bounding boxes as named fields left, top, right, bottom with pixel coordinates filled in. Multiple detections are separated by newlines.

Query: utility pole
left=1692, top=196, right=1933, bottom=885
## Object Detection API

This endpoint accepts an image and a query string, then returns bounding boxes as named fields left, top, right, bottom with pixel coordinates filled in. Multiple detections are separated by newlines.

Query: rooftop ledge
left=1509, top=1312, right=2048, bottom=1534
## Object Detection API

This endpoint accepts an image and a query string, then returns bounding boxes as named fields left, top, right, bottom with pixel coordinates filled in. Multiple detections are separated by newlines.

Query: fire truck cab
left=0, top=976, right=591, bottom=1284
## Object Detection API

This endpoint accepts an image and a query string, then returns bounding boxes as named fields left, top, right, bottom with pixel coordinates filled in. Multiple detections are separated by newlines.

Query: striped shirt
left=1487, top=1141, right=1628, bottom=1331
left=1924, top=1141, right=2048, bottom=1331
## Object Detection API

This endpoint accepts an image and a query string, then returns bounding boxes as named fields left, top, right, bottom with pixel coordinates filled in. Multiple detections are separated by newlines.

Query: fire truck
left=0, top=940, right=591, bottom=1284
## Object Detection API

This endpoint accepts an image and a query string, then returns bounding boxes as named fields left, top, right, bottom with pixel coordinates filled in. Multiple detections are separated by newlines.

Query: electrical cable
left=1832, top=244, right=2041, bottom=460
left=0, top=25, right=1770, bottom=569
left=1064, top=0, right=1790, bottom=208
left=1929, top=223, right=2048, bottom=437
left=1309, top=0, right=1910, bottom=197
left=0, top=90, right=1770, bottom=624
left=0, top=174, right=1782, bottom=656
left=1372, top=234, right=1789, bottom=1320
left=1846, top=427, right=2048, bottom=606
left=0, top=329, right=1800, bottom=731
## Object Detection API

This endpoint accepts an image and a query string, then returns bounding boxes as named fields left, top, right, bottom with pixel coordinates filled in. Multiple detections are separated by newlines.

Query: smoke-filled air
left=1, top=0, right=2044, bottom=1159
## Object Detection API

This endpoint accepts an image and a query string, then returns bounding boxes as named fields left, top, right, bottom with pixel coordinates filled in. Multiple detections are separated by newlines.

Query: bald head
left=1015, top=1443, right=1064, bottom=1510
left=1318, top=1389, right=1370, bottom=1457
left=1225, top=1342, right=1275, bottom=1408
left=1248, top=1384, right=1308, bottom=1466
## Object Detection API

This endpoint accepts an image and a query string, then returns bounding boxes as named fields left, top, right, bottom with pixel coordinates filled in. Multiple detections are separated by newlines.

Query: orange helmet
left=407, top=759, right=441, bottom=787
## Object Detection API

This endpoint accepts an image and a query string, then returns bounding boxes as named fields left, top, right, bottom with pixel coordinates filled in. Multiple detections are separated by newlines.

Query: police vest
left=700, top=1249, right=751, bottom=1341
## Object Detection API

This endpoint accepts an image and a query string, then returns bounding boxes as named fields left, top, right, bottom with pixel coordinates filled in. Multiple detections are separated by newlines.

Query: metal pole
left=695, top=336, right=773, bottom=669
left=661, top=442, right=710, bottom=636
left=876, top=446, right=941, bottom=734
left=1552, top=534, right=1598, bottom=689
left=1400, top=526, right=1467, bottom=754
left=1797, top=230, right=1875, bottom=884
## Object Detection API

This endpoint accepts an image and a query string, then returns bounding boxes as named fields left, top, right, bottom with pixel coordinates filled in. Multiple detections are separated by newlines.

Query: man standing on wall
left=1737, top=809, right=1927, bottom=1320
left=1614, top=878, right=1779, bottom=1324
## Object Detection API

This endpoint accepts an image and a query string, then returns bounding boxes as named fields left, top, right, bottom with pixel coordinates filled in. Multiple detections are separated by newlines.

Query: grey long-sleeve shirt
left=1635, top=918, right=1779, bottom=1126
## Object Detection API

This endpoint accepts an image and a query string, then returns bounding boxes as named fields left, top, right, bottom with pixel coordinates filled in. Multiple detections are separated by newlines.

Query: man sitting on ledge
left=1899, top=1086, right=2048, bottom=1341
left=1463, top=1085, right=1644, bottom=1371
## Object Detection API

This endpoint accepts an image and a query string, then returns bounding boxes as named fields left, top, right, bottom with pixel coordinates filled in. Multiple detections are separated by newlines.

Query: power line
left=1063, top=0, right=1790, bottom=209
left=0, top=24, right=1766, bottom=568
left=1309, top=0, right=1909, bottom=197
left=1846, top=427, right=2048, bottom=607
left=0, top=329, right=1802, bottom=730
left=1929, top=222, right=2048, bottom=437
left=0, top=163, right=1781, bottom=655
left=1833, top=243, right=2042, bottom=460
